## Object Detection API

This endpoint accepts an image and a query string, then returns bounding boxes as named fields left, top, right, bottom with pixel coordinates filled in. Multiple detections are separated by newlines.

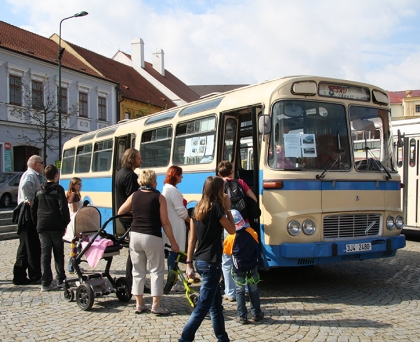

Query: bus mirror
left=259, top=115, right=271, bottom=134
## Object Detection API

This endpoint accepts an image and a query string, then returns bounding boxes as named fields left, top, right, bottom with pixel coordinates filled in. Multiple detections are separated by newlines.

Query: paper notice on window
left=301, top=134, right=317, bottom=157
left=184, top=138, right=197, bottom=157
left=284, top=134, right=302, bottom=157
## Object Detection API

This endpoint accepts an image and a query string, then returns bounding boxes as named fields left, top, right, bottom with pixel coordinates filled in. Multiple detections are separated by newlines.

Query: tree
left=8, top=77, right=78, bottom=164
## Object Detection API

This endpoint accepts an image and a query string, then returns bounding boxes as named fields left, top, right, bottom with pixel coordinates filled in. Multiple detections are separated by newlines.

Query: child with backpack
left=224, top=209, right=264, bottom=324
left=217, top=160, right=258, bottom=302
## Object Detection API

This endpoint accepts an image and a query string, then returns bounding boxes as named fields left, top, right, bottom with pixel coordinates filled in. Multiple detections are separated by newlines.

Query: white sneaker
left=170, top=280, right=185, bottom=293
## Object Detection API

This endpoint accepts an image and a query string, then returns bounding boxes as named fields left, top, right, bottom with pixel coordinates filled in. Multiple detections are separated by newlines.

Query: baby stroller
left=63, top=206, right=132, bottom=311
left=163, top=250, right=199, bottom=312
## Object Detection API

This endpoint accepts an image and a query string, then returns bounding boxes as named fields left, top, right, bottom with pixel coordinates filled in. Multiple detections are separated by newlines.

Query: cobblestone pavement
left=1, top=236, right=420, bottom=342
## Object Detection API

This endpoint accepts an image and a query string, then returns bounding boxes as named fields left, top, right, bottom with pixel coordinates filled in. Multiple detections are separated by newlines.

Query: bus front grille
left=323, top=214, right=381, bottom=239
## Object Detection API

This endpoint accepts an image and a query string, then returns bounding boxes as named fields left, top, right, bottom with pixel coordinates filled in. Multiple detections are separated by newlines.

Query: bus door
left=220, top=106, right=262, bottom=228
left=401, top=136, right=420, bottom=230
left=112, top=134, right=135, bottom=236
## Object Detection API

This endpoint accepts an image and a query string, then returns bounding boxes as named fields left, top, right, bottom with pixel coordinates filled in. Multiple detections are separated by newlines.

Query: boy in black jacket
left=31, top=164, right=70, bottom=291
left=224, top=209, right=264, bottom=324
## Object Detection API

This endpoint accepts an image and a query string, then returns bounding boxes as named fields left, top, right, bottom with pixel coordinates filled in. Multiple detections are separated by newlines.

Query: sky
left=2, top=0, right=420, bottom=91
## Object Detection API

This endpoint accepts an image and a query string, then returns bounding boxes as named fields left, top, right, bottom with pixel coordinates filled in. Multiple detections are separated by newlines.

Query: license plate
left=345, top=242, right=372, bottom=253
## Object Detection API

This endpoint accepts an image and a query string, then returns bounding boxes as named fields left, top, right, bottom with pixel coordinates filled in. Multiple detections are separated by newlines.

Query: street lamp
left=57, top=10, right=88, bottom=162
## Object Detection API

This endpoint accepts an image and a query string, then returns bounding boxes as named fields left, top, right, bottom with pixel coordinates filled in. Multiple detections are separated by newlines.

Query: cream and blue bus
left=60, top=75, right=406, bottom=269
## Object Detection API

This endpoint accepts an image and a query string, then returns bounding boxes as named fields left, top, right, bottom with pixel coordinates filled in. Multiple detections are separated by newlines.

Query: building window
left=79, top=92, right=88, bottom=117
left=32, top=80, right=43, bottom=109
left=9, top=75, right=22, bottom=105
left=61, top=87, right=68, bottom=114
left=416, top=105, right=420, bottom=113
left=98, top=96, right=106, bottom=121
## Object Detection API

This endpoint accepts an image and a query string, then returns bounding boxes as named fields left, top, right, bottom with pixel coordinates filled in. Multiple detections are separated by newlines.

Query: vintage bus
left=392, top=118, right=420, bottom=232
left=60, top=75, right=406, bottom=269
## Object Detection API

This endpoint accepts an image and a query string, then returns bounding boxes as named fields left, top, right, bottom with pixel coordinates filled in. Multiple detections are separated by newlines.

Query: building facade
left=0, top=21, right=117, bottom=171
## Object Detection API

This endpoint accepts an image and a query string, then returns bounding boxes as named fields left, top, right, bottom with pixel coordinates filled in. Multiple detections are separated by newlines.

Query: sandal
left=135, top=305, right=145, bottom=314
left=151, top=306, right=170, bottom=315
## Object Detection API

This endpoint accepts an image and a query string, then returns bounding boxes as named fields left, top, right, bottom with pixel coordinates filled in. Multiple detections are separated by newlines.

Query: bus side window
left=140, top=126, right=172, bottom=168
left=92, top=139, right=113, bottom=172
left=75, top=144, right=92, bottom=173
left=61, top=148, right=75, bottom=175
left=174, top=116, right=217, bottom=165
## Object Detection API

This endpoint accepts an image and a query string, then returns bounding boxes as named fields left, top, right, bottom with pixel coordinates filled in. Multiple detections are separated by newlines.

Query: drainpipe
left=116, top=83, right=121, bottom=123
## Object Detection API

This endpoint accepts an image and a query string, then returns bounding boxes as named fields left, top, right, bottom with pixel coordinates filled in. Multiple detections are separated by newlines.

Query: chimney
left=153, top=48, right=165, bottom=76
left=131, top=38, right=144, bottom=68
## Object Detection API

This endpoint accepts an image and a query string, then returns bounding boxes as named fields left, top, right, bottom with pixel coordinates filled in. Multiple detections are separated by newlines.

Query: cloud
left=5, top=0, right=420, bottom=90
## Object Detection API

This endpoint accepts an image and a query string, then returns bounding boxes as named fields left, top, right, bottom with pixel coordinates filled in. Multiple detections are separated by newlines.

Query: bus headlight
left=386, top=216, right=395, bottom=230
left=287, top=220, right=301, bottom=236
left=302, top=220, right=316, bottom=235
left=395, top=216, right=404, bottom=229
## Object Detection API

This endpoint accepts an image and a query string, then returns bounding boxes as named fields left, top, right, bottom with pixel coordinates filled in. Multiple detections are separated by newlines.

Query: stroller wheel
left=188, top=293, right=199, bottom=312
left=115, top=277, right=132, bottom=302
left=64, top=288, right=75, bottom=302
left=76, top=284, right=95, bottom=311
left=163, top=272, right=177, bottom=295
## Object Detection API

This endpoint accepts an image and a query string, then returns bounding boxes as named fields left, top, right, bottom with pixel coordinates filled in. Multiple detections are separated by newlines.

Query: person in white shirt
left=162, top=165, right=190, bottom=292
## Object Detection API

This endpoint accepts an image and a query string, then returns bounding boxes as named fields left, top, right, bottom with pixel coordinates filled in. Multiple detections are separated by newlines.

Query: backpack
left=224, top=179, right=248, bottom=220
left=224, top=227, right=259, bottom=273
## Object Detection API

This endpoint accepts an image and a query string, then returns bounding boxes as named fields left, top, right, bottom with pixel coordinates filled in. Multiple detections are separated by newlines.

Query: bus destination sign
left=319, top=83, right=370, bottom=101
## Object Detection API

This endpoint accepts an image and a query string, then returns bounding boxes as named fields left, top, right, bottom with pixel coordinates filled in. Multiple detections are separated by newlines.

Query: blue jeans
left=222, top=254, right=236, bottom=298
left=38, top=231, right=66, bottom=286
left=167, top=251, right=177, bottom=272
left=179, top=260, right=229, bottom=342
left=233, top=266, right=262, bottom=318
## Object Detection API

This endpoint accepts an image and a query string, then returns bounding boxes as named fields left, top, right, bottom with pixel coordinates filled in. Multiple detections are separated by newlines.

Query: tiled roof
left=121, top=52, right=199, bottom=103
left=388, top=90, right=420, bottom=104
left=0, top=21, right=107, bottom=81
left=67, top=42, right=175, bottom=109
left=143, top=61, right=200, bottom=103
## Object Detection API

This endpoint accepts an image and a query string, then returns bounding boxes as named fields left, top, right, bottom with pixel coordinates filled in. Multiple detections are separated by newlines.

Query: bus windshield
left=269, top=100, right=351, bottom=170
left=350, top=106, right=396, bottom=172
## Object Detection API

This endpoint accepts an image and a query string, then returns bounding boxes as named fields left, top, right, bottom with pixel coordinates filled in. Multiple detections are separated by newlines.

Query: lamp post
left=57, top=11, right=88, bottom=162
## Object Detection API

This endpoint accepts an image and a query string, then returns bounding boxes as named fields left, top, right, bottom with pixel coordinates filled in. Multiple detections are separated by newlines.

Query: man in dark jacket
left=115, top=148, right=141, bottom=288
left=13, top=155, right=44, bottom=285
left=31, top=164, right=70, bottom=291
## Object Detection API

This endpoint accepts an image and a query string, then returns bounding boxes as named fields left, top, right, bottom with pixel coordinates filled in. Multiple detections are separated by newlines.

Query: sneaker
left=237, top=316, right=250, bottom=325
left=223, top=295, right=236, bottom=302
left=57, top=281, right=65, bottom=288
left=252, top=311, right=265, bottom=322
left=170, top=280, right=185, bottom=293
left=41, top=281, right=60, bottom=292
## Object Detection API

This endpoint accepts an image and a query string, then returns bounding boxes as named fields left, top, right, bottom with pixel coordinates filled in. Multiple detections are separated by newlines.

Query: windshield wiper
left=316, top=149, right=345, bottom=179
left=362, top=147, right=392, bottom=180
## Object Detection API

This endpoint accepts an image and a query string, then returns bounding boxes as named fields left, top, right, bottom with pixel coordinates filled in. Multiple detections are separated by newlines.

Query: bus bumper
left=261, top=234, right=406, bottom=268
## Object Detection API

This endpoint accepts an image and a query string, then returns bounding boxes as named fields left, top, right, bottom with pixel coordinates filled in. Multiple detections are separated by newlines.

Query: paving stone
left=1, top=239, right=420, bottom=341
